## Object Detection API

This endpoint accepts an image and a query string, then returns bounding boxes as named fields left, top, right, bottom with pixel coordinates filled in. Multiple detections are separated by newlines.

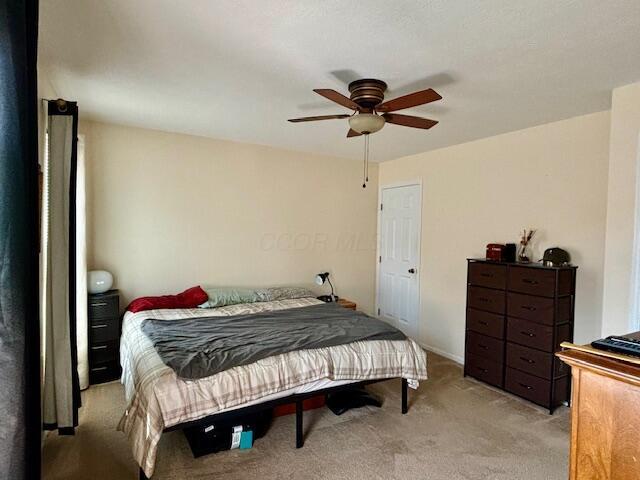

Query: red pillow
left=126, top=286, right=208, bottom=313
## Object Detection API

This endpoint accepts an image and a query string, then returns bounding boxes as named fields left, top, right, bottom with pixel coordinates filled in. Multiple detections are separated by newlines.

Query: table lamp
left=315, top=272, right=337, bottom=302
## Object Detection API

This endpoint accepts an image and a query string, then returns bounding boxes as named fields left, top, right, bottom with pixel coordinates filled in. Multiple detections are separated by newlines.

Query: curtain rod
left=44, top=98, right=78, bottom=116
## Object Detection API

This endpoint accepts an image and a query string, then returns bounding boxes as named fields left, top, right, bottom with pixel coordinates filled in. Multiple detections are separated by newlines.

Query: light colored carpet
left=42, top=353, right=570, bottom=480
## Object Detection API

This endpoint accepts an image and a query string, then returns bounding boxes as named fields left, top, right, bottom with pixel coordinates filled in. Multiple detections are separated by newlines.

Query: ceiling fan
left=288, top=79, right=442, bottom=187
left=288, top=78, right=441, bottom=136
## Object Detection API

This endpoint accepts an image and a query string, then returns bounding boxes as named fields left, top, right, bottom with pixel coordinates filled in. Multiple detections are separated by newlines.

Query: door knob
left=408, top=268, right=416, bottom=274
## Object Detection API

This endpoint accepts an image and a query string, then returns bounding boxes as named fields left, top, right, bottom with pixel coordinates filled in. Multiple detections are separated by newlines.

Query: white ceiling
left=39, top=0, right=640, bottom=161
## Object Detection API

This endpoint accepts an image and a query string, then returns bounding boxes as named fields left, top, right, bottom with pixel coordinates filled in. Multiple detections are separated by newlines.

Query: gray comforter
left=141, top=303, right=406, bottom=379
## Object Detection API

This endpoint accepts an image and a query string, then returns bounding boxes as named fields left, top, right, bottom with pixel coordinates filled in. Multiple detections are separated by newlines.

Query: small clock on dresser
left=88, top=289, right=121, bottom=384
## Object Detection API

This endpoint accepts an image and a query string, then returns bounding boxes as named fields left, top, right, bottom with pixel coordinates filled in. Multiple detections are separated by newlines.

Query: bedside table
left=88, top=289, right=121, bottom=384
left=337, top=298, right=356, bottom=310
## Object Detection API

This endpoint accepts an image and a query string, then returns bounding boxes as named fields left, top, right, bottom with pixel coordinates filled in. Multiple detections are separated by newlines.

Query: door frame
left=375, top=179, right=423, bottom=340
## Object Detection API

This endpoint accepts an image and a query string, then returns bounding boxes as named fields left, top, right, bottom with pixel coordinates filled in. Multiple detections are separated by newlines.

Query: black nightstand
left=88, top=289, right=121, bottom=384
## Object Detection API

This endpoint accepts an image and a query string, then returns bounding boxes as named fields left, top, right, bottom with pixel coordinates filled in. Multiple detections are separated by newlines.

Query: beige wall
left=379, top=111, right=610, bottom=361
left=82, top=121, right=379, bottom=313
left=601, top=82, right=640, bottom=336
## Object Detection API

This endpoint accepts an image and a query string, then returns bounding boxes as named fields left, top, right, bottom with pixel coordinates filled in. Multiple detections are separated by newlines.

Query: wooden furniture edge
left=556, top=349, right=640, bottom=387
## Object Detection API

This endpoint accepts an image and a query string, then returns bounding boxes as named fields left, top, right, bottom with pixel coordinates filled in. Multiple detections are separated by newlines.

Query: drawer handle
left=478, top=320, right=489, bottom=326
left=91, top=345, right=108, bottom=351
left=480, top=273, right=493, bottom=278
left=520, top=305, right=537, bottom=311
left=520, top=331, right=535, bottom=337
left=522, top=279, right=539, bottom=285
left=91, top=366, right=108, bottom=372
left=478, top=344, right=489, bottom=350
left=476, top=367, right=488, bottom=373
left=519, top=356, right=535, bottom=364
left=518, top=382, right=533, bottom=390
left=478, top=298, right=490, bottom=303
left=91, top=324, right=108, bottom=329
left=91, top=302, right=108, bottom=307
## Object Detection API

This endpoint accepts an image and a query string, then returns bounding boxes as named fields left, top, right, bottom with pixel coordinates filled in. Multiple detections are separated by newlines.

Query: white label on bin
left=204, top=425, right=214, bottom=433
left=231, top=425, right=243, bottom=449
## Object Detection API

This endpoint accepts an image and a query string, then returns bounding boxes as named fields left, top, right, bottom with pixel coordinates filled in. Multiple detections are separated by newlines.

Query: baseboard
left=420, top=342, right=464, bottom=365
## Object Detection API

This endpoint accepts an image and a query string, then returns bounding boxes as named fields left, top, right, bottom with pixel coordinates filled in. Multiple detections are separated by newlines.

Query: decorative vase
left=88, top=270, right=113, bottom=294
left=517, top=244, right=530, bottom=263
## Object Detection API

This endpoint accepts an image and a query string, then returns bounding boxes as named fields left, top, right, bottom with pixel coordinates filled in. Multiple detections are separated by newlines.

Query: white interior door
left=378, top=184, right=421, bottom=339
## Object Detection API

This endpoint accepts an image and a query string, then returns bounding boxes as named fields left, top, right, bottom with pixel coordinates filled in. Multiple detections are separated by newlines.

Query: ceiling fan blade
left=376, top=88, right=442, bottom=112
left=313, top=89, right=360, bottom=110
left=382, top=113, right=438, bottom=129
left=288, top=114, right=351, bottom=123
left=347, top=128, right=362, bottom=138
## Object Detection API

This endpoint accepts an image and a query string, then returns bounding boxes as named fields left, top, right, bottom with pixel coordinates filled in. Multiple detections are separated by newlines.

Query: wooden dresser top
left=557, top=332, right=640, bottom=386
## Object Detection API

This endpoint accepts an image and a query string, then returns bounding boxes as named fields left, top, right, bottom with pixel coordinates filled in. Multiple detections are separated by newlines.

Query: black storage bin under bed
left=183, top=409, right=273, bottom=458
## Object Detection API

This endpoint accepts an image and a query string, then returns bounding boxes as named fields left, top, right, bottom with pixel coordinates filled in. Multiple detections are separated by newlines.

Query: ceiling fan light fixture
left=348, top=113, right=385, bottom=134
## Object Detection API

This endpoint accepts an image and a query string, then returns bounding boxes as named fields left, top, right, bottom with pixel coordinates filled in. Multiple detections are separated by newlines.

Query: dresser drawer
left=89, top=340, right=119, bottom=364
left=89, top=295, right=119, bottom=320
left=508, top=267, right=556, bottom=297
left=505, top=367, right=551, bottom=407
left=468, top=286, right=505, bottom=314
left=468, top=263, right=506, bottom=290
left=89, top=360, right=121, bottom=384
left=507, top=292, right=554, bottom=325
left=506, top=342, right=552, bottom=379
left=465, top=352, right=503, bottom=388
left=467, top=309, right=505, bottom=339
left=506, top=317, right=554, bottom=351
left=89, top=317, right=120, bottom=343
left=466, top=331, right=504, bottom=364
left=506, top=317, right=572, bottom=352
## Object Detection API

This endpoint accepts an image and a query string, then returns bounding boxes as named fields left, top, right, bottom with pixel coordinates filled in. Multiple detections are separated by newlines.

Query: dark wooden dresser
left=464, top=259, right=577, bottom=413
left=88, top=289, right=121, bottom=384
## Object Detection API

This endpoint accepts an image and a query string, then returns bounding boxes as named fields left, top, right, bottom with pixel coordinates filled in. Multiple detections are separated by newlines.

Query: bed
left=118, top=296, right=428, bottom=478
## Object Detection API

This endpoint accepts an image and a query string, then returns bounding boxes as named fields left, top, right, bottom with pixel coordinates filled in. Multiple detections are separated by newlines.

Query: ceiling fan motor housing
left=348, top=79, right=388, bottom=109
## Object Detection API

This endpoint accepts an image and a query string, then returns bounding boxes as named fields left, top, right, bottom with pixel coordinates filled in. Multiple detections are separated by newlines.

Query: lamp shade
left=88, top=270, right=113, bottom=294
left=315, top=272, right=329, bottom=285
left=348, top=113, right=385, bottom=134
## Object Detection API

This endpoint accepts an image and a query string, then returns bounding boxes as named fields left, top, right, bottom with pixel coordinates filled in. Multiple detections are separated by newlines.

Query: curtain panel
left=41, top=100, right=81, bottom=433
left=0, top=0, right=41, bottom=478
left=76, top=135, right=88, bottom=390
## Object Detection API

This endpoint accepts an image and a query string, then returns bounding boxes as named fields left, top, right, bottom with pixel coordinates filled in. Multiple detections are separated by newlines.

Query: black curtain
left=0, top=0, right=41, bottom=479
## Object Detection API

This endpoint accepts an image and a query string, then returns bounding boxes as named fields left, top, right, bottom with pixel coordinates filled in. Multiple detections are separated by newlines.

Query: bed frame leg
left=401, top=378, right=408, bottom=414
left=139, top=467, right=148, bottom=480
left=295, top=399, right=304, bottom=448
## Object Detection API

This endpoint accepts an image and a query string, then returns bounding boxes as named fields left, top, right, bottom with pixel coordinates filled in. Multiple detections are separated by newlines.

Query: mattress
left=118, top=297, right=428, bottom=477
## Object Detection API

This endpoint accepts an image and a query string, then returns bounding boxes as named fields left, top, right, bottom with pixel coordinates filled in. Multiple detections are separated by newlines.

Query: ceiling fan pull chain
left=366, top=133, right=370, bottom=183
left=362, top=134, right=369, bottom=188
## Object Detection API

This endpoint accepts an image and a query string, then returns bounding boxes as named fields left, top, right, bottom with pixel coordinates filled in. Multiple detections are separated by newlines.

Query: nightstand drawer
left=89, top=318, right=120, bottom=343
left=89, top=340, right=119, bottom=364
left=89, top=361, right=121, bottom=384
left=89, top=296, right=119, bottom=319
